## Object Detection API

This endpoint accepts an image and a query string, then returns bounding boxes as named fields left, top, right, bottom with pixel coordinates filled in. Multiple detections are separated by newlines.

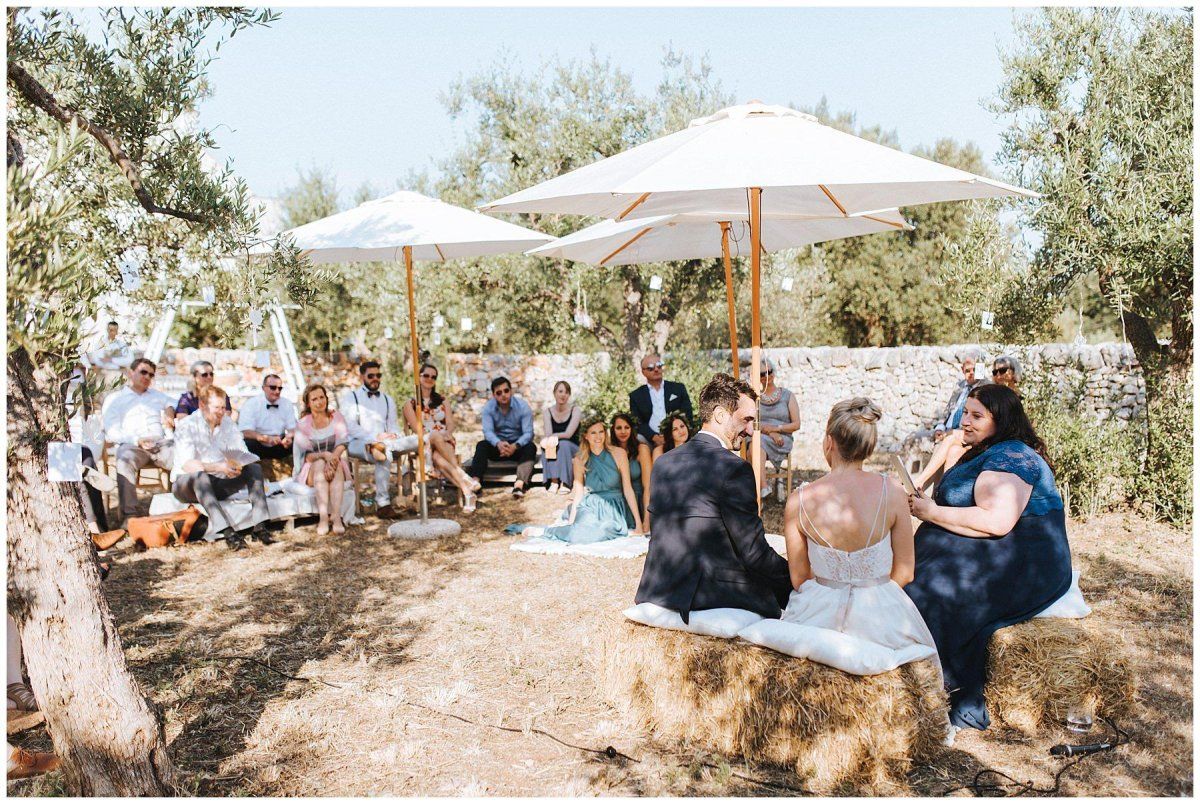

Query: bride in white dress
left=777, top=397, right=938, bottom=675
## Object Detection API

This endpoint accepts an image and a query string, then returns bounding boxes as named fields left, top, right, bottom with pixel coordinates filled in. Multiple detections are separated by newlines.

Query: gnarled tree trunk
left=6, top=347, right=178, bottom=795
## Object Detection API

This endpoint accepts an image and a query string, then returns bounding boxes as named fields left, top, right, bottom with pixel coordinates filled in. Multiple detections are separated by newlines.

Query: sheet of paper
left=222, top=449, right=259, bottom=467
left=48, top=442, right=84, bottom=482
left=890, top=454, right=920, bottom=496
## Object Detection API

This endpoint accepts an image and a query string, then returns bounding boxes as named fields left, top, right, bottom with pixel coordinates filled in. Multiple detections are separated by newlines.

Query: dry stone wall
left=160, top=343, right=1143, bottom=452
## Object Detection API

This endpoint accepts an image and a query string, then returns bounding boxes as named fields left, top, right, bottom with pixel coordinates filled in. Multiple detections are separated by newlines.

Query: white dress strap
left=863, top=473, right=889, bottom=549
left=799, top=486, right=836, bottom=549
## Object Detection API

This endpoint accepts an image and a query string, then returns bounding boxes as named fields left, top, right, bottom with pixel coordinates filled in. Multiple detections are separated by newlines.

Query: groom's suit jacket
left=635, top=433, right=792, bottom=622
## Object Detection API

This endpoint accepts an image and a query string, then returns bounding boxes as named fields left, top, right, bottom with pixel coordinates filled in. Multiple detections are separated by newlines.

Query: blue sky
left=196, top=7, right=1032, bottom=204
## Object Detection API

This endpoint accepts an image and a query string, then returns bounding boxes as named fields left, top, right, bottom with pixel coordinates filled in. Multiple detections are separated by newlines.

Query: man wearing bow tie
left=240, top=374, right=297, bottom=463
left=629, top=353, right=694, bottom=447
left=340, top=361, right=418, bottom=519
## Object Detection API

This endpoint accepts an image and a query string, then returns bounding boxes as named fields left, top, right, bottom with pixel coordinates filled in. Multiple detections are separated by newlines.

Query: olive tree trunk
left=6, top=347, right=178, bottom=795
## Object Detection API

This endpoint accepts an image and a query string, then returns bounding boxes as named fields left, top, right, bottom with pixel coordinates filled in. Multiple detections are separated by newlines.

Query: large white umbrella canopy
left=482, top=102, right=1035, bottom=219
left=274, top=190, right=551, bottom=524
left=279, top=190, right=552, bottom=263
left=526, top=209, right=912, bottom=265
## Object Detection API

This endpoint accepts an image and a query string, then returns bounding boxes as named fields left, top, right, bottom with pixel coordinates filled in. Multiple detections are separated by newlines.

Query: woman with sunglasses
left=989, top=355, right=1022, bottom=394
left=401, top=363, right=481, bottom=513
left=756, top=359, right=801, bottom=498
left=175, top=360, right=231, bottom=420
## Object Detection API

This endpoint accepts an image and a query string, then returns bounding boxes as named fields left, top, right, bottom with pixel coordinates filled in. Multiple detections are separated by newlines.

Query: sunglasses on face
left=265, top=384, right=283, bottom=391
left=420, top=373, right=437, bottom=380
left=760, top=370, right=773, bottom=377
left=136, top=369, right=155, bottom=377
left=195, top=371, right=213, bottom=377
left=643, top=362, right=664, bottom=370
left=992, top=367, right=1011, bottom=375
left=495, top=387, right=511, bottom=395
left=365, top=373, right=382, bottom=379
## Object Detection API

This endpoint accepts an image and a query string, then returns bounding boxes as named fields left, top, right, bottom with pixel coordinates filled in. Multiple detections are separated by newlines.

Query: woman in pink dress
left=293, top=383, right=351, bottom=535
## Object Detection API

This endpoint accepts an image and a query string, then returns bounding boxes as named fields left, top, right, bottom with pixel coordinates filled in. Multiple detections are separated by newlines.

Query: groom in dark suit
left=635, top=373, right=792, bottom=622
left=628, top=353, right=693, bottom=447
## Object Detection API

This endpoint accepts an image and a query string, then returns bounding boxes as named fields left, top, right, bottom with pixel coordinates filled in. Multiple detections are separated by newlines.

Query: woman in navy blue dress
left=905, top=384, right=1072, bottom=732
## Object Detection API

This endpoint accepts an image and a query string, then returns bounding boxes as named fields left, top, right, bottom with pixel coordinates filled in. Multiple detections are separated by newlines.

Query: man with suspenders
left=339, top=360, right=417, bottom=519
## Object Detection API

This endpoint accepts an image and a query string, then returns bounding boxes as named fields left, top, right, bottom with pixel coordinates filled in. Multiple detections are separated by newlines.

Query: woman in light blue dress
left=544, top=418, right=646, bottom=545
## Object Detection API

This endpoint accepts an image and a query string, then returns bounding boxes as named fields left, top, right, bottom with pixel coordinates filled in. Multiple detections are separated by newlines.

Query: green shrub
left=1022, top=370, right=1139, bottom=519
left=1130, top=375, right=1193, bottom=526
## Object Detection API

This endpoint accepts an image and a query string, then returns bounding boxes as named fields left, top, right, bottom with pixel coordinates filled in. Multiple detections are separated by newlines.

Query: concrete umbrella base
left=387, top=518, right=461, bottom=541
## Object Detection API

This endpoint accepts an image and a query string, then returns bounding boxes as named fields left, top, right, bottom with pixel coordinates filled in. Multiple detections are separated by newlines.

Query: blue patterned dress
left=904, top=439, right=1072, bottom=730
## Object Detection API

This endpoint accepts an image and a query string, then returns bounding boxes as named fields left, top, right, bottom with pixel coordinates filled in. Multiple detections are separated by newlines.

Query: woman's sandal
left=462, top=491, right=477, bottom=513
left=7, top=682, right=38, bottom=713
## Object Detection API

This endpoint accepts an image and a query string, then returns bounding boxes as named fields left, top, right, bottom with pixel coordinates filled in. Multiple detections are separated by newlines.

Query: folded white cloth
left=510, top=535, right=650, bottom=558
left=624, top=602, right=764, bottom=639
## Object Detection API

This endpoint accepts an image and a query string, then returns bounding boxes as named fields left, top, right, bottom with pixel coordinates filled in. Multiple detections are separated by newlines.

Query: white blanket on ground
left=510, top=533, right=650, bottom=558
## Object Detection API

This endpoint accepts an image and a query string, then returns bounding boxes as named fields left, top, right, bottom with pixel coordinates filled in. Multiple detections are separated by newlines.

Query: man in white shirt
left=171, top=386, right=273, bottom=551
left=339, top=361, right=417, bottom=519
left=86, top=321, right=134, bottom=371
left=239, top=374, right=297, bottom=463
left=628, top=353, right=694, bottom=447
left=101, top=357, right=176, bottom=525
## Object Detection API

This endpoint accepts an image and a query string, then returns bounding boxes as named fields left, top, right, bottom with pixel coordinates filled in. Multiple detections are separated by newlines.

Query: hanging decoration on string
left=383, top=326, right=394, bottom=340
left=649, top=275, right=663, bottom=291
left=201, top=285, right=216, bottom=305
left=981, top=311, right=995, bottom=331
left=247, top=306, right=264, bottom=347
left=573, top=281, right=592, bottom=329
left=460, top=317, right=473, bottom=332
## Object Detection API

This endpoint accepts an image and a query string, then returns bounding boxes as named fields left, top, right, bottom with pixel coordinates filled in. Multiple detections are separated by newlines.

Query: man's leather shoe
left=251, top=527, right=275, bottom=546
left=225, top=532, right=247, bottom=551
left=7, top=745, right=59, bottom=779
left=375, top=504, right=403, bottom=520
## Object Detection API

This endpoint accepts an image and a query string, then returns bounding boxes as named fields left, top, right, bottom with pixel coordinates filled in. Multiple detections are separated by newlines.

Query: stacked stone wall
left=159, top=343, right=1143, bottom=452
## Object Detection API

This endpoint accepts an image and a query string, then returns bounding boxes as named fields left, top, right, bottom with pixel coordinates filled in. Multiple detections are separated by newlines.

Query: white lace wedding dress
left=770, top=475, right=938, bottom=675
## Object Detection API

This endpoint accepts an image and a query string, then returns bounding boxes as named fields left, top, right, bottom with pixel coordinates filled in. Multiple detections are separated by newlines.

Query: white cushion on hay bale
left=387, top=518, right=461, bottom=540
left=149, top=479, right=362, bottom=538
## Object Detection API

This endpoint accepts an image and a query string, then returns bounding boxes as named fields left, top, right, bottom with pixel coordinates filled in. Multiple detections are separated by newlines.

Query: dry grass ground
left=8, top=475, right=1192, bottom=796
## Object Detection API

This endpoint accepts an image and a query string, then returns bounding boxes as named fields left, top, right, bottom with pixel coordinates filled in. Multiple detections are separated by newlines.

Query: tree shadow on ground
left=100, top=516, right=470, bottom=794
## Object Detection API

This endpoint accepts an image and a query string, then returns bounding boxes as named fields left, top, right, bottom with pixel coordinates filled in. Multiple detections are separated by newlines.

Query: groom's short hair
left=698, top=373, right=757, bottom=423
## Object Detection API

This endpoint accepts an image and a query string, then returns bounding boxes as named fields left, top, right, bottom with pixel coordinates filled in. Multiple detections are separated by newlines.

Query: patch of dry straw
left=596, top=615, right=948, bottom=794
left=986, top=617, right=1137, bottom=733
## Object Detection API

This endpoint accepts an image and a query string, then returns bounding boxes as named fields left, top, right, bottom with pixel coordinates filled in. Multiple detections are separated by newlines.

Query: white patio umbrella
left=527, top=208, right=913, bottom=367
left=485, top=101, right=1036, bottom=494
left=276, top=190, right=553, bottom=523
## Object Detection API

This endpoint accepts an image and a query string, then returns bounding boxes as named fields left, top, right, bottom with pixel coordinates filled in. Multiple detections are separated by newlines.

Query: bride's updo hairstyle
left=826, top=397, right=883, bottom=462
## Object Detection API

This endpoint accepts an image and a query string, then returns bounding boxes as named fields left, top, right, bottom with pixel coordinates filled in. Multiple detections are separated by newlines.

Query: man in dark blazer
left=628, top=353, right=694, bottom=447
left=635, top=373, right=792, bottom=622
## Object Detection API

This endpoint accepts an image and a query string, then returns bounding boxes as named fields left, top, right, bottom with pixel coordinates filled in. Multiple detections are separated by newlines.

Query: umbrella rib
left=862, top=214, right=907, bottom=230
left=434, top=243, right=446, bottom=261
left=600, top=226, right=654, bottom=265
left=818, top=184, right=849, bottom=216
left=616, top=192, right=651, bottom=221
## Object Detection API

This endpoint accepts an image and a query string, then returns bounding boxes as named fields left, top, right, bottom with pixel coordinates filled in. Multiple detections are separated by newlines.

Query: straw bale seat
left=985, top=617, right=1137, bottom=733
left=596, top=615, right=947, bottom=794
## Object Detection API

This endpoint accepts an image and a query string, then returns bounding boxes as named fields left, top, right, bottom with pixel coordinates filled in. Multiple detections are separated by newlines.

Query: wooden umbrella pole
left=749, top=189, right=764, bottom=505
left=403, top=246, right=428, bottom=523
left=720, top=221, right=739, bottom=374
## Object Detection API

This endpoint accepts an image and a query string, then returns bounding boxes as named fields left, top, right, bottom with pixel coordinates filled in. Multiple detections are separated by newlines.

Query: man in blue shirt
left=467, top=376, right=537, bottom=497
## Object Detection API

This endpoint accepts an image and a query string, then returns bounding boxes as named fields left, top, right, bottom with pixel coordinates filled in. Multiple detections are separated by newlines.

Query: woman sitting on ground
left=401, top=363, right=481, bottom=513
left=293, top=383, right=351, bottom=536
left=540, top=380, right=581, bottom=496
left=175, top=360, right=231, bottom=419
left=651, top=412, right=692, bottom=464
left=544, top=417, right=645, bottom=544
left=779, top=398, right=937, bottom=675
left=905, top=383, right=1072, bottom=734
left=610, top=412, right=653, bottom=527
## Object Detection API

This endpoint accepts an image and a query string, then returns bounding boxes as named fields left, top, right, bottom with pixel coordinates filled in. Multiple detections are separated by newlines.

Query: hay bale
left=596, top=615, right=948, bottom=794
left=986, top=617, right=1137, bottom=733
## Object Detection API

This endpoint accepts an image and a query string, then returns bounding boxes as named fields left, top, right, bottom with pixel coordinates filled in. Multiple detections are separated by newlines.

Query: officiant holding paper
left=171, top=385, right=274, bottom=551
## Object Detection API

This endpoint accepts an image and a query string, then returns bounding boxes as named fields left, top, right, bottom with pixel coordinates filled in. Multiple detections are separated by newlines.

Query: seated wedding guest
left=544, top=417, right=645, bottom=544
left=651, top=412, right=692, bottom=463
left=629, top=353, right=693, bottom=447
left=7, top=615, right=37, bottom=713
left=779, top=398, right=937, bottom=674
left=467, top=376, right=536, bottom=498
left=294, top=383, right=351, bottom=536
left=610, top=413, right=652, bottom=525
left=239, top=374, right=297, bottom=462
left=991, top=354, right=1022, bottom=394
left=340, top=360, right=415, bottom=519
left=175, top=360, right=231, bottom=419
left=934, top=353, right=984, bottom=442
left=540, top=380, right=581, bottom=495
left=101, top=357, right=176, bottom=526
left=171, top=386, right=273, bottom=551
left=635, top=374, right=791, bottom=621
left=757, top=359, right=801, bottom=497
left=905, top=383, right=1072, bottom=733
left=402, top=363, right=480, bottom=513
left=85, top=320, right=134, bottom=372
